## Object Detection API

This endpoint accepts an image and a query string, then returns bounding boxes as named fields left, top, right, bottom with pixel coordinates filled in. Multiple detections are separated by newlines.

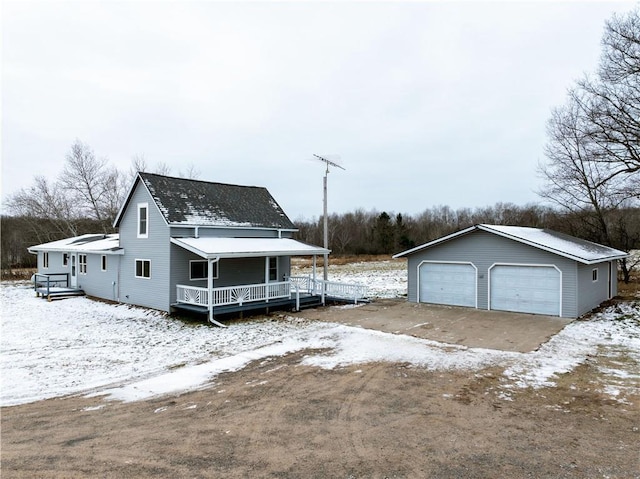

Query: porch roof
left=171, top=237, right=330, bottom=259
left=28, top=234, right=124, bottom=255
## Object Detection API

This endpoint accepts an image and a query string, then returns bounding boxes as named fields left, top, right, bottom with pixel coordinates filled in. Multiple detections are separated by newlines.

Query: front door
left=70, top=254, right=78, bottom=287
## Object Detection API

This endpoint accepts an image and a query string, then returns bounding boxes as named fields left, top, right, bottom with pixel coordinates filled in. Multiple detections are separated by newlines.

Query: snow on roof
left=479, top=225, right=628, bottom=264
left=28, top=234, right=123, bottom=254
left=394, top=224, right=628, bottom=264
left=171, top=237, right=330, bottom=259
left=139, top=173, right=296, bottom=229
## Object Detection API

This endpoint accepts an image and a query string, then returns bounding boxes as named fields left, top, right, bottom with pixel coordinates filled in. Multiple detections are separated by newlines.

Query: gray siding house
left=393, top=224, right=628, bottom=318
left=29, top=173, right=333, bottom=323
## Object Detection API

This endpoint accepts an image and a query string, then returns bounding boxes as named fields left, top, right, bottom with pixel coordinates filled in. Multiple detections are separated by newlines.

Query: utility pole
left=312, top=154, right=344, bottom=281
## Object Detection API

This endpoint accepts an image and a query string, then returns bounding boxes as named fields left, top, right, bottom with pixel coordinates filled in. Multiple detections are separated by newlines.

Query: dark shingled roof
left=139, top=172, right=295, bottom=229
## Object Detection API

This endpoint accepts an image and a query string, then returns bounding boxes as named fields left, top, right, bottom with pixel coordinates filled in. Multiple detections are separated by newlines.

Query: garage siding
left=405, top=230, right=579, bottom=317
left=576, top=261, right=612, bottom=317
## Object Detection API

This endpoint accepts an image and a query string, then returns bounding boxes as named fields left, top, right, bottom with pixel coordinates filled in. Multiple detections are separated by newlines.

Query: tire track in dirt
left=336, top=366, right=376, bottom=466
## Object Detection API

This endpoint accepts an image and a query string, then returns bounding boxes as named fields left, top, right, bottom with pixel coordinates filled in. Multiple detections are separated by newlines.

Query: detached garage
left=393, top=224, right=628, bottom=318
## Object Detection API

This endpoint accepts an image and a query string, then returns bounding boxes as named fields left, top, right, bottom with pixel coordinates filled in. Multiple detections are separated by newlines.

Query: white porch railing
left=177, top=281, right=291, bottom=308
left=176, top=278, right=368, bottom=310
left=288, top=276, right=368, bottom=303
left=321, top=279, right=368, bottom=302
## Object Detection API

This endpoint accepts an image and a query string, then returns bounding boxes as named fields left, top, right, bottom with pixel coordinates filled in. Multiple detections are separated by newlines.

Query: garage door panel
left=419, top=263, right=476, bottom=307
left=490, top=265, right=560, bottom=316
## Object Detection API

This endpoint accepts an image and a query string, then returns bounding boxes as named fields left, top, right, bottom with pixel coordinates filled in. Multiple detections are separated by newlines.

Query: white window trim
left=592, top=268, right=598, bottom=282
left=137, top=202, right=149, bottom=238
left=267, top=256, right=278, bottom=282
left=189, top=260, right=219, bottom=280
left=101, top=255, right=107, bottom=272
left=135, top=259, right=151, bottom=279
left=79, top=254, right=88, bottom=275
left=43, top=252, right=49, bottom=269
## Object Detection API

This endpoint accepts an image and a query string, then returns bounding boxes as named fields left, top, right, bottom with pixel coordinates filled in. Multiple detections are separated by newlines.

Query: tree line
left=294, top=204, right=640, bottom=282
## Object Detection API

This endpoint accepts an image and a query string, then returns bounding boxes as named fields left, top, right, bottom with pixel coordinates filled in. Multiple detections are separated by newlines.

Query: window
left=137, top=203, right=148, bottom=238
left=592, top=268, right=598, bottom=282
left=190, top=260, right=218, bottom=280
left=63, top=253, right=69, bottom=267
left=79, top=254, right=87, bottom=274
left=101, top=255, right=107, bottom=271
left=268, top=257, right=278, bottom=281
left=43, top=252, right=49, bottom=269
left=135, top=259, right=151, bottom=279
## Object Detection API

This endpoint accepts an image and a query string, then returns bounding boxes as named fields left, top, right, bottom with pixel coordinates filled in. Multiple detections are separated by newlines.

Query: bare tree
left=6, top=176, right=79, bottom=239
left=60, top=140, right=126, bottom=226
left=576, top=9, right=640, bottom=180
left=539, top=7, right=640, bottom=281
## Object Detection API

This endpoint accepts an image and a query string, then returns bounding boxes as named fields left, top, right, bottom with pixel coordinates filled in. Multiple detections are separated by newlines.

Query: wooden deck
left=33, top=273, right=85, bottom=301
left=35, top=286, right=85, bottom=301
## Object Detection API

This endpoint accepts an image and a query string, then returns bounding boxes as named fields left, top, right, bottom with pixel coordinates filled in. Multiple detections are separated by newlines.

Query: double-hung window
left=62, top=253, right=69, bottom=267
left=592, top=268, right=598, bottom=282
left=135, top=259, right=151, bottom=279
left=79, top=254, right=87, bottom=274
left=268, top=257, right=278, bottom=281
left=137, top=203, right=149, bottom=238
left=101, top=255, right=107, bottom=272
left=43, top=252, right=49, bottom=269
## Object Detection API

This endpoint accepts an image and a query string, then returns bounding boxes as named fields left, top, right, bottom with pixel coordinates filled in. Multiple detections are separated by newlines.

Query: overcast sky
left=2, top=0, right=635, bottom=221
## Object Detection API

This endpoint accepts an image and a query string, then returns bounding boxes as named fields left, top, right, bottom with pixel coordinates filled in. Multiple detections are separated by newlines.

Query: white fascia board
left=171, top=238, right=329, bottom=259
left=28, top=246, right=124, bottom=255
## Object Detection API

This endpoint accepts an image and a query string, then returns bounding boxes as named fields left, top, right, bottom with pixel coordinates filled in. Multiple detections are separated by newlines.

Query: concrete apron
left=294, top=298, right=574, bottom=353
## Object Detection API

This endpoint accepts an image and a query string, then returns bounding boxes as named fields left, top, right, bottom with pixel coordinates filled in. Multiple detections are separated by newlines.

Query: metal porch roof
left=171, top=237, right=330, bottom=259
left=28, top=234, right=123, bottom=255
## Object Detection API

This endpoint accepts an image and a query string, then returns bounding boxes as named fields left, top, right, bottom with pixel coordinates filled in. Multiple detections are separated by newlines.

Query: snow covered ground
left=1, top=263, right=639, bottom=406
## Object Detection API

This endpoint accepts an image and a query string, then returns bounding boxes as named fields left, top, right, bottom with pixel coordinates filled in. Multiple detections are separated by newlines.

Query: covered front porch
left=172, top=276, right=367, bottom=322
left=169, top=237, right=367, bottom=326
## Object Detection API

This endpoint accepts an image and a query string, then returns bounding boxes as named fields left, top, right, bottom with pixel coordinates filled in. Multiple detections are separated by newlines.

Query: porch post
left=207, top=258, right=213, bottom=322
left=207, top=257, right=226, bottom=327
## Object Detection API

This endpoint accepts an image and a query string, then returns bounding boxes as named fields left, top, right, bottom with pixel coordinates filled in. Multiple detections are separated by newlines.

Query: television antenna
left=311, top=154, right=345, bottom=282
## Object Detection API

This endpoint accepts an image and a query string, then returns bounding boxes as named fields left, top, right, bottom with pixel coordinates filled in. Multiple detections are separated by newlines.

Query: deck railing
left=321, top=279, right=368, bottom=303
left=176, top=278, right=367, bottom=310
left=33, top=273, right=70, bottom=296
left=177, top=281, right=291, bottom=308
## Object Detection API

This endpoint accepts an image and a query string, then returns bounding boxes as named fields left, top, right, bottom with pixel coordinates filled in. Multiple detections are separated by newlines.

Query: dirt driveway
left=2, top=300, right=638, bottom=478
left=293, top=299, right=573, bottom=352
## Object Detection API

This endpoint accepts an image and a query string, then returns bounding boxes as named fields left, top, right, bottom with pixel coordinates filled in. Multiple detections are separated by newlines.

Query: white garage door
left=490, top=265, right=560, bottom=316
left=419, top=262, right=476, bottom=307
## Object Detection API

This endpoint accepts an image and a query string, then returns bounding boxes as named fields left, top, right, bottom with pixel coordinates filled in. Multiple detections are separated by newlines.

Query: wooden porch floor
left=35, top=287, right=85, bottom=301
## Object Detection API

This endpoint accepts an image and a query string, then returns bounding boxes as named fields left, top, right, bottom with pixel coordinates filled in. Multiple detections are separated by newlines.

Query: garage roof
left=171, top=237, right=330, bottom=259
left=393, top=224, right=628, bottom=264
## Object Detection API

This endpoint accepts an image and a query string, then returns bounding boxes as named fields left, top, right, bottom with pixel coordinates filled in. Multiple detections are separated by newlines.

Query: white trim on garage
left=488, top=263, right=562, bottom=317
left=417, top=260, right=478, bottom=308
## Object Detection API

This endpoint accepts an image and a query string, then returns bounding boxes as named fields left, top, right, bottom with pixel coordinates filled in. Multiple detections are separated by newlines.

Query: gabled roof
left=393, top=224, right=628, bottom=265
left=28, top=234, right=123, bottom=254
left=171, top=237, right=330, bottom=259
left=114, top=172, right=296, bottom=230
